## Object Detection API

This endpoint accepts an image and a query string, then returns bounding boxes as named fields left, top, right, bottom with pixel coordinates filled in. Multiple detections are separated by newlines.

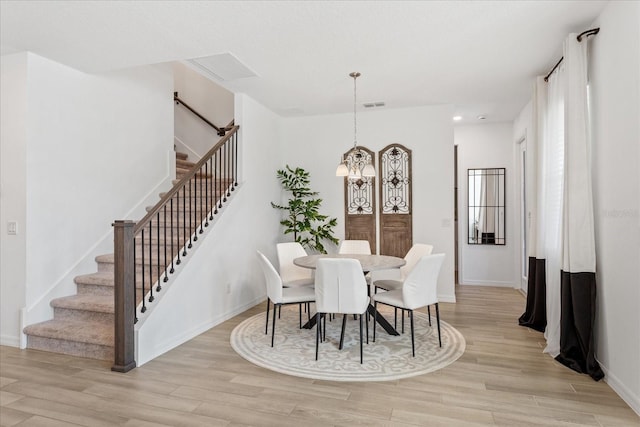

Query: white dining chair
left=372, top=243, right=434, bottom=330
left=276, top=242, right=314, bottom=288
left=256, top=251, right=315, bottom=347
left=371, top=253, right=445, bottom=357
left=314, top=258, right=370, bottom=363
left=338, top=240, right=372, bottom=255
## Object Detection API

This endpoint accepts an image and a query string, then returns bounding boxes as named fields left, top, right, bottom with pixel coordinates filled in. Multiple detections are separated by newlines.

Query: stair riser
left=27, top=336, right=113, bottom=361
left=53, top=307, right=113, bottom=325
left=98, top=260, right=174, bottom=273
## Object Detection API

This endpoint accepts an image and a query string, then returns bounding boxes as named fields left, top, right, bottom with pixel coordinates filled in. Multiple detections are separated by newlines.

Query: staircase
left=23, top=152, right=211, bottom=360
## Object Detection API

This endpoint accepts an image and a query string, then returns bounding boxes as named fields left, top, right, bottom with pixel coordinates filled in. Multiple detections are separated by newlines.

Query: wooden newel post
left=112, top=220, right=137, bottom=372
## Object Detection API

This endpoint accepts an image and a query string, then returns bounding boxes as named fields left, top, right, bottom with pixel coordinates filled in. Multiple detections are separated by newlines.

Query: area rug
left=230, top=305, right=465, bottom=382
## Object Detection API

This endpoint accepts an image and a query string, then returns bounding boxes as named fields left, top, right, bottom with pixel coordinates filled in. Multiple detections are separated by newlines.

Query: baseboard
left=136, top=294, right=264, bottom=367
left=599, top=359, right=640, bottom=416
left=458, top=279, right=516, bottom=287
left=438, top=293, right=457, bottom=303
left=0, top=334, right=20, bottom=347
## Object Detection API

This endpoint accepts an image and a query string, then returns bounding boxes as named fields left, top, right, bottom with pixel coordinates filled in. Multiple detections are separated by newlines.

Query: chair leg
left=402, top=309, right=405, bottom=334
left=373, top=302, right=377, bottom=342
left=278, top=305, right=281, bottom=319
left=299, top=304, right=302, bottom=329
left=359, top=314, right=364, bottom=364
left=365, top=310, right=369, bottom=344
left=428, top=305, right=432, bottom=326
left=307, top=303, right=311, bottom=321
left=339, top=314, right=347, bottom=350
left=271, top=303, right=278, bottom=347
left=265, top=299, right=270, bottom=335
left=315, top=312, right=321, bottom=360
left=323, top=314, right=326, bottom=342
left=394, top=307, right=397, bottom=330
left=436, top=303, right=441, bottom=347
left=409, top=310, right=415, bottom=357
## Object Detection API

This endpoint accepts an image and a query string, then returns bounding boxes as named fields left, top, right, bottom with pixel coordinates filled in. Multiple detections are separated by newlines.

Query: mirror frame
left=467, top=168, right=506, bottom=245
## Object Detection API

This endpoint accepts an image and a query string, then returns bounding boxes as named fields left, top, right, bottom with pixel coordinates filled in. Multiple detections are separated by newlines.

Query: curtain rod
left=543, top=28, right=600, bottom=82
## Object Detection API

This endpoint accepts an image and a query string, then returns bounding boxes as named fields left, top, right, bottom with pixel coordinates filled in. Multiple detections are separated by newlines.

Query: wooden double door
left=343, top=144, right=412, bottom=257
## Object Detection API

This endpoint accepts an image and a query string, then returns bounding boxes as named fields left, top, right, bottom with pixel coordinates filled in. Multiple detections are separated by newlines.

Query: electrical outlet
left=7, top=222, right=17, bottom=235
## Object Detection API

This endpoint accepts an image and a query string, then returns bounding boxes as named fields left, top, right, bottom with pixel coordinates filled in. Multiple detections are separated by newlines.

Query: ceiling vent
left=363, top=102, right=385, bottom=109
left=188, top=53, right=258, bottom=81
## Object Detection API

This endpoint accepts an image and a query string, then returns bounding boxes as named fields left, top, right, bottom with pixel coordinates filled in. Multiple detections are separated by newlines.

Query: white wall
left=280, top=105, right=456, bottom=302
left=0, top=53, right=28, bottom=346
left=0, top=52, right=175, bottom=345
left=173, top=62, right=235, bottom=159
left=455, top=123, right=517, bottom=287
left=589, top=0, right=640, bottom=414
left=137, top=93, right=282, bottom=365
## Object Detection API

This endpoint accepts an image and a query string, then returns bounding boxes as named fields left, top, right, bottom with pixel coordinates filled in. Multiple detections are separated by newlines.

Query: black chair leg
left=394, top=307, right=397, bottom=330
left=365, top=310, right=369, bottom=344
left=315, top=312, right=321, bottom=360
left=271, top=303, right=278, bottom=347
left=265, top=299, right=270, bottom=335
left=373, top=302, right=377, bottom=342
left=278, top=305, right=281, bottom=319
left=339, top=314, right=347, bottom=350
left=402, top=309, right=405, bottom=334
left=359, top=314, right=364, bottom=364
left=428, top=305, right=432, bottom=326
left=299, top=304, right=302, bottom=329
left=409, top=310, right=415, bottom=357
left=436, top=303, right=442, bottom=347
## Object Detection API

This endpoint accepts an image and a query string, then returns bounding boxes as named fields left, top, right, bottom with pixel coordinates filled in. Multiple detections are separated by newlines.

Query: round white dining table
left=293, top=254, right=405, bottom=273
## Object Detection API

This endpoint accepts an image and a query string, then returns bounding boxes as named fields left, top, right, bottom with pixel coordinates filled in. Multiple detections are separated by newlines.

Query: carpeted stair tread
left=24, top=319, right=113, bottom=347
left=96, top=253, right=165, bottom=266
left=51, top=294, right=114, bottom=313
left=75, top=272, right=152, bottom=289
left=175, top=151, right=188, bottom=161
left=176, top=158, right=196, bottom=168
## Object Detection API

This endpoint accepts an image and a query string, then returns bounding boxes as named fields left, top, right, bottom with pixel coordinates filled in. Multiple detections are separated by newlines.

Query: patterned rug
left=230, top=305, right=465, bottom=382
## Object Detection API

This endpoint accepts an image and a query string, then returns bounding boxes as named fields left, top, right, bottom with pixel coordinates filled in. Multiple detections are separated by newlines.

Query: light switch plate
left=7, top=222, right=17, bottom=235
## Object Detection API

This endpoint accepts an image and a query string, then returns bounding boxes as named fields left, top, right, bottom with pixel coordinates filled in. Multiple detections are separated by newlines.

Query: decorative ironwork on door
left=379, top=144, right=412, bottom=257
left=343, top=146, right=376, bottom=253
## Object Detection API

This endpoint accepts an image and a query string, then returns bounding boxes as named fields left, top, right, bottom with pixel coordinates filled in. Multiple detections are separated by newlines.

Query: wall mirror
left=468, top=168, right=505, bottom=245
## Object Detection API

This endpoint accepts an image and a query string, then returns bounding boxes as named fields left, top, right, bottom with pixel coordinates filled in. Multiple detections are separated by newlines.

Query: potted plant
left=271, top=165, right=338, bottom=254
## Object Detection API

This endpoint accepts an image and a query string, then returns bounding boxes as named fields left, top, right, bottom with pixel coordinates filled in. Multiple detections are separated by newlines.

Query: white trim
left=173, top=135, right=202, bottom=161
left=458, top=280, right=516, bottom=287
left=438, top=293, right=457, bottom=303
left=599, top=359, right=640, bottom=416
left=136, top=294, right=264, bottom=366
left=0, top=334, right=20, bottom=347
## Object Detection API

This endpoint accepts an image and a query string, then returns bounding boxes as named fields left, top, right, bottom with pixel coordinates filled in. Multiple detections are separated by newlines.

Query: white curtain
left=537, top=69, right=565, bottom=357
left=532, top=33, right=596, bottom=359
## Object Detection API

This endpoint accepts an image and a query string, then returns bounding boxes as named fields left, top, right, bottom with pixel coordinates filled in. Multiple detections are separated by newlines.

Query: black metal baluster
left=140, top=229, right=146, bottom=313
left=223, top=142, right=228, bottom=202
left=204, top=162, right=210, bottom=226
left=209, top=156, right=215, bottom=220
left=170, top=198, right=176, bottom=270
left=182, top=185, right=188, bottom=256
left=156, top=212, right=162, bottom=291
left=164, top=204, right=171, bottom=280
left=227, top=139, right=231, bottom=197
left=233, top=131, right=238, bottom=188
left=176, top=192, right=182, bottom=264
left=133, top=238, right=138, bottom=323
left=189, top=177, right=195, bottom=246
left=214, top=148, right=222, bottom=213
left=200, top=164, right=204, bottom=233
left=148, top=220, right=154, bottom=303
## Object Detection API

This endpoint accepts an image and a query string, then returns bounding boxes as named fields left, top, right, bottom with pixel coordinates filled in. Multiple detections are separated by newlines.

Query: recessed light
left=453, top=116, right=462, bottom=121
left=477, top=115, right=486, bottom=120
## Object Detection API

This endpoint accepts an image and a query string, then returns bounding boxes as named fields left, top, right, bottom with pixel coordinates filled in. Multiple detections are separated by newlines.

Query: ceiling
left=0, top=1, right=608, bottom=122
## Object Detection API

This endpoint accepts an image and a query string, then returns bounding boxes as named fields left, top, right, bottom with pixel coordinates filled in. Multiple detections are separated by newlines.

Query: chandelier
left=336, top=72, right=375, bottom=179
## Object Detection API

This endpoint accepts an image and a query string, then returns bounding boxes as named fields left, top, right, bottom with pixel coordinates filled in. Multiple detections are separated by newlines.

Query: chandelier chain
left=353, top=73, right=357, bottom=149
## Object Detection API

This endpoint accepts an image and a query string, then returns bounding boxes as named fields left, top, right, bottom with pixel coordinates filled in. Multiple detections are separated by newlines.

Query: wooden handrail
left=174, top=92, right=229, bottom=136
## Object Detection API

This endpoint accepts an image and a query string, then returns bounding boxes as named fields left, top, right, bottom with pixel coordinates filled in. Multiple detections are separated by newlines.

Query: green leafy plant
left=271, top=165, right=339, bottom=254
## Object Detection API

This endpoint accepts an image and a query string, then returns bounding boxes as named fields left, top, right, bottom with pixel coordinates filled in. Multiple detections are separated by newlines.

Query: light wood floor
left=1, top=286, right=637, bottom=426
